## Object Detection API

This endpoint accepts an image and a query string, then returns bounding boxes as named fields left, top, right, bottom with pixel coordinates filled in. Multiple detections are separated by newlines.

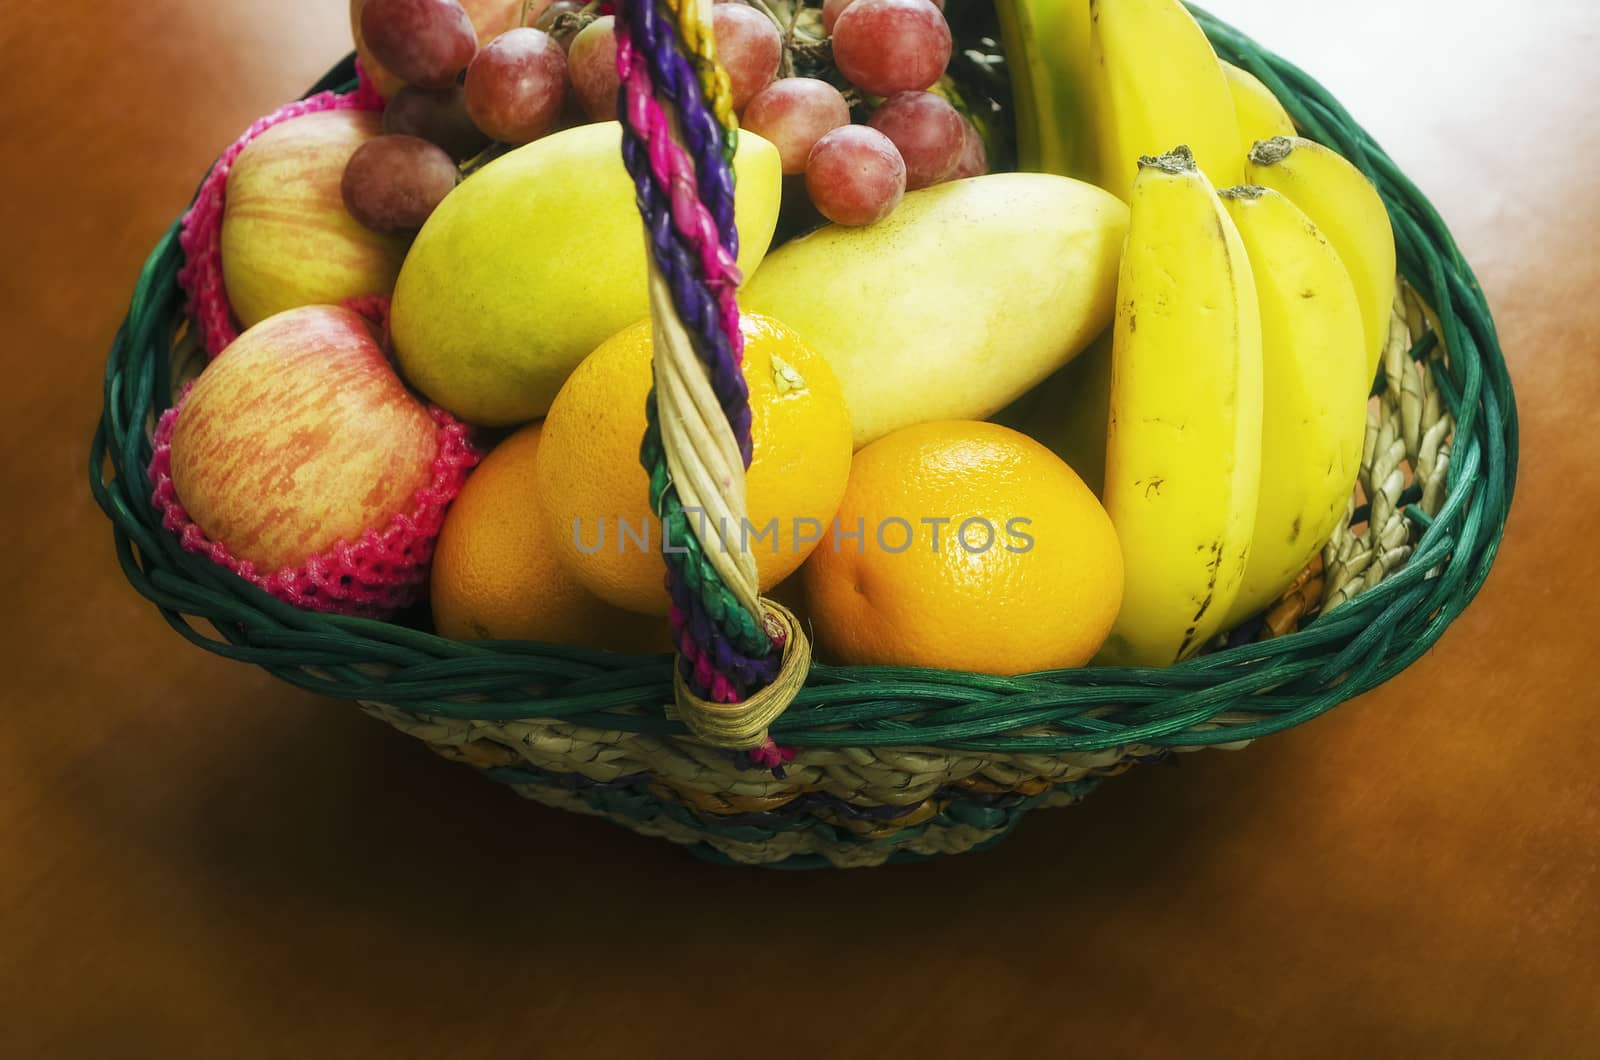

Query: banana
left=995, top=0, right=1094, bottom=178
left=1246, top=136, right=1397, bottom=384
left=1099, top=148, right=1263, bottom=667
left=1217, top=186, right=1369, bottom=628
left=1086, top=0, right=1244, bottom=201
left=1220, top=61, right=1296, bottom=145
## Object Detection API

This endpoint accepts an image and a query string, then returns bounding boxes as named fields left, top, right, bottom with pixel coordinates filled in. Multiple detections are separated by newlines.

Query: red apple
left=350, top=0, right=551, bottom=98
left=220, top=110, right=410, bottom=329
left=170, top=306, right=439, bottom=572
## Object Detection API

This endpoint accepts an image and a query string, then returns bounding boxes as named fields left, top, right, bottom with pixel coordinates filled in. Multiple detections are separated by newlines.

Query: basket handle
left=613, top=0, right=809, bottom=758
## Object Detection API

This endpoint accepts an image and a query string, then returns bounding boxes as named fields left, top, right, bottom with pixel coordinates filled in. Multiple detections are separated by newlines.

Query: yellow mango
left=742, top=173, right=1127, bottom=448
left=391, top=122, right=782, bottom=426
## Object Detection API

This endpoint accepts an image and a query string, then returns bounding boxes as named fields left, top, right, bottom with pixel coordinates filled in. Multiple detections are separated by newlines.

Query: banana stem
left=1219, top=184, right=1268, bottom=201
left=1250, top=136, right=1295, bottom=165
left=1138, top=145, right=1198, bottom=175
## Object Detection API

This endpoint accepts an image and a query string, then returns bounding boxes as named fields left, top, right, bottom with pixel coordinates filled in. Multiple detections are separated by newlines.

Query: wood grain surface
left=3, top=2, right=1596, bottom=1056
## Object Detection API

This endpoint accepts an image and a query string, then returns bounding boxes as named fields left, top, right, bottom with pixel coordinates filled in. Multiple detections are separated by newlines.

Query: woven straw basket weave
left=91, top=5, right=1516, bottom=868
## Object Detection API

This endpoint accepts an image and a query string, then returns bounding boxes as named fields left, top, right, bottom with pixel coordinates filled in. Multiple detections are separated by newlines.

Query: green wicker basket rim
left=89, top=5, right=1517, bottom=756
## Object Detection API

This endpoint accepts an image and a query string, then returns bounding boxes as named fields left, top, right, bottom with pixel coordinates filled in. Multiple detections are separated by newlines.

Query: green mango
left=391, top=122, right=782, bottom=426
left=742, top=173, right=1127, bottom=448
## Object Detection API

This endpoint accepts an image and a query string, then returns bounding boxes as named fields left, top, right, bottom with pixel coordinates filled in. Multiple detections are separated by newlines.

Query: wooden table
left=4, top=2, right=1595, bottom=1055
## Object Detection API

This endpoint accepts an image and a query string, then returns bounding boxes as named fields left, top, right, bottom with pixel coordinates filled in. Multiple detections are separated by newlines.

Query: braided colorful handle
left=613, top=0, right=809, bottom=758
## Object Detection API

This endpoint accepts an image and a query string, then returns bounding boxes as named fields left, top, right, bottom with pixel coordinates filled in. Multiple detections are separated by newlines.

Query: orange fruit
left=537, top=313, right=853, bottom=615
left=431, top=424, right=665, bottom=652
left=801, top=420, right=1123, bottom=674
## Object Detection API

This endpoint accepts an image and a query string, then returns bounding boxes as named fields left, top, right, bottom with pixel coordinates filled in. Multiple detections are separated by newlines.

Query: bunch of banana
left=1098, top=148, right=1262, bottom=667
left=1096, top=149, right=1376, bottom=664
left=991, top=0, right=1398, bottom=659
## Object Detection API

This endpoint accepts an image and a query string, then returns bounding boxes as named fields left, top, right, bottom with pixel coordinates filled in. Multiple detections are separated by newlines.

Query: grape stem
left=779, top=1, right=803, bottom=79
left=744, top=0, right=802, bottom=79
left=458, top=140, right=512, bottom=178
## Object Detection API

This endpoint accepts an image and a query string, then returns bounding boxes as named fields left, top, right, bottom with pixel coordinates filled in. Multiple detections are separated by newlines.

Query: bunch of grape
left=343, top=0, right=986, bottom=234
left=747, top=0, right=986, bottom=226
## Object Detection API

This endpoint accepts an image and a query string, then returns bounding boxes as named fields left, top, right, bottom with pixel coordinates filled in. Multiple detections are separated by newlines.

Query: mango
left=390, top=122, right=782, bottom=426
left=742, top=173, right=1127, bottom=448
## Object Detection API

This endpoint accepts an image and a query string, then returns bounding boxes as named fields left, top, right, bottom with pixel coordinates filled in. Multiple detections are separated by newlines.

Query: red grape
left=711, top=4, right=783, bottom=112
left=383, top=84, right=491, bottom=160
left=464, top=28, right=568, bottom=144
left=535, top=0, right=588, bottom=49
left=742, top=77, right=852, bottom=175
left=567, top=15, right=620, bottom=122
left=825, top=0, right=940, bottom=33
left=822, top=0, right=854, bottom=34
left=806, top=125, right=906, bottom=226
left=866, top=90, right=964, bottom=190
left=949, top=121, right=989, bottom=180
left=360, top=0, right=478, bottom=90
left=831, top=0, right=951, bottom=97
left=341, top=134, right=460, bottom=232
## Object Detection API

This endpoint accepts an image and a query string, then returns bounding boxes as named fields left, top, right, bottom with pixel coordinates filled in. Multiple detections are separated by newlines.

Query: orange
left=801, top=420, right=1123, bottom=674
left=537, top=313, right=853, bottom=615
left=430, top=424, right=665, bottom=652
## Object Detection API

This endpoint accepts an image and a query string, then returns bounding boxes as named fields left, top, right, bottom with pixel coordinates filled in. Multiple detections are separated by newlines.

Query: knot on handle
left=670, top=600, right=810, bottom=750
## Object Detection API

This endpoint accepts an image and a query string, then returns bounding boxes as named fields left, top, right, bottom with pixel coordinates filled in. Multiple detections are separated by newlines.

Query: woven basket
left=91, top=6, right=1516, bottom=868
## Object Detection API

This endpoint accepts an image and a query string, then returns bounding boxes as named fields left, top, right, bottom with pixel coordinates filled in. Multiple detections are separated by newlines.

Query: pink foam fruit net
left=149, top=390, right=478, bottom=620
left=155, top=65, right=481, bottom=620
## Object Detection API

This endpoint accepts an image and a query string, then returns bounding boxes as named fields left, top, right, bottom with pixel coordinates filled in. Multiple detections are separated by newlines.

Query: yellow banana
left=995, top=0, right=1094, bottom=178
left=1099, top=148, right=1263, bottom=667
left=1220, top=61, right=1296, bottom=145
left=1086, top=0, right=1243, bottom=201
left=1246, top=136, right=1397, bottom=384
left=1218, top=186, right=1369, bottom=628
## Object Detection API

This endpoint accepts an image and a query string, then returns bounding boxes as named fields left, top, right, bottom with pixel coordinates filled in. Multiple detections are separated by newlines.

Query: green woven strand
left=640, top=391, right=773, bottom=656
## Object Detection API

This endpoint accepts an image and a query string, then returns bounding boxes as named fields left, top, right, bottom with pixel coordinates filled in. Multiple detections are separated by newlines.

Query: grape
left=464, top=28, right=569, bottom=144
left=806, top=125, right=906, bottom=226
left=567, top=15, right=620, bottom=122
left=822, top=0, right=854, bottom=33
left=341, top=134, right=460, bottom=232
left=534, top=0, right=588, bottom=49
left=825, top=0, right=940, bottom=33
left=360, top=0, right=478, bottom=90
left=831, top=0, right=951, bottom=97
left=383, top=84, right=491, bottom=160
left=949, top=121, right=989, bottom=180
left=711, top=4, right=783, bottom=112
left=866, top=90, right=964, bottom=190
left=742, top=78, right=852, bottom=175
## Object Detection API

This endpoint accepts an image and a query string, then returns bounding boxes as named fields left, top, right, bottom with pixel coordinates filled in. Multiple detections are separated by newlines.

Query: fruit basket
left=92, top=0, right=1515, bottom=868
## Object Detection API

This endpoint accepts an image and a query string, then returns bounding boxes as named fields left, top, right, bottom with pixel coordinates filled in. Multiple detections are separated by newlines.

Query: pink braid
left=616, top=33, right=746, bottom=368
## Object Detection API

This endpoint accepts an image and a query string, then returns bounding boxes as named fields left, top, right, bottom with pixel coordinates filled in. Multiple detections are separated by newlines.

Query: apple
left=349, top=0, right=551, bottom=99
left=170, top=306, right=439, bottom=573
left=220, top=110, right=409, bottom=329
